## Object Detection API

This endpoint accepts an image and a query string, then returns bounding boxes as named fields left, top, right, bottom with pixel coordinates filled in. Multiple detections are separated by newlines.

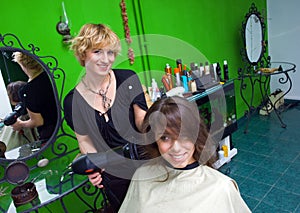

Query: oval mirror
left=241, top=3, right=266, bottom=67
left=245, top=14, right=263, bottom=64
left=0, top=46, right=60, bottom=161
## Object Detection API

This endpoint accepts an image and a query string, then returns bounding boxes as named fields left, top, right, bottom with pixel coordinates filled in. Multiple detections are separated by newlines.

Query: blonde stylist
left=63, top=23, right=147, bottom=212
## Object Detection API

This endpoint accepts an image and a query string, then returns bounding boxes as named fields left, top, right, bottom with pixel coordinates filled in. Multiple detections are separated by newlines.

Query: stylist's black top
left=19, top=71, right=58, bottom=140
left=64, top=69, right=147, bottom=151
left=64, top=69, right=148, bottom=212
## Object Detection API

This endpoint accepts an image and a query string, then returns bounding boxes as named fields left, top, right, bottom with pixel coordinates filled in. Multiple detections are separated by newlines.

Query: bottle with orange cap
left=174, top=68, right=181, bottom=87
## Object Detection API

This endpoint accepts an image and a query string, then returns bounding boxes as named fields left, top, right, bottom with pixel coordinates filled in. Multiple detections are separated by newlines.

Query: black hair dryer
left=71, top=143, right=141, bottom=175
left=4, top=102, right=26, bottom=126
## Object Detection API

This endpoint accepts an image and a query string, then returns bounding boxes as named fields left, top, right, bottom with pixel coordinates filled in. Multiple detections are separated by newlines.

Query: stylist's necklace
left=82, top=72, right=112, bottom=110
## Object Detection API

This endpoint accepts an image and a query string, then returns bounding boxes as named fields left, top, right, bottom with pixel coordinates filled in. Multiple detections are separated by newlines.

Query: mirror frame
left=241, top=3, right=268, bottom=68
left=0, top=33, right=62, bottom=163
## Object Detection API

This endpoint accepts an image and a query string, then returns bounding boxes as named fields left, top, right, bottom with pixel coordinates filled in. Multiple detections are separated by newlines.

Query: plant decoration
left=120, top=0, right=134, bottom=64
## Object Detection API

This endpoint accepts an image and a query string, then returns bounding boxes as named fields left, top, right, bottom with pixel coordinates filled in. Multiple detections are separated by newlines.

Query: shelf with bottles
left=187, top=80, right=237, bottom=139
left=186, top=80, right=238, bottom=169
left=147, top=59, right=232, bottom=105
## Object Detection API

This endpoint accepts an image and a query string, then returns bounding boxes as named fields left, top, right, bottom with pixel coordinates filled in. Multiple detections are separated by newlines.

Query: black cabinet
left=187, top=80, right=238, bottom=169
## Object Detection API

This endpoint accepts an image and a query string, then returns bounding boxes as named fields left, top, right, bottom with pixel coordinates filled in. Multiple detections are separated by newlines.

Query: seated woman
left=0, top=81, right=38, bottom=151
left=10, top=52, right=57, bottom=141
left=119, top=96, right=251, bottom=213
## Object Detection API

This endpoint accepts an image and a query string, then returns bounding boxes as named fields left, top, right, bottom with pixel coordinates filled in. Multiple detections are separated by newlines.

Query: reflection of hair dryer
left=4, top=102, right=27, bottom=126
left=71, top=143, right=143, bottom=175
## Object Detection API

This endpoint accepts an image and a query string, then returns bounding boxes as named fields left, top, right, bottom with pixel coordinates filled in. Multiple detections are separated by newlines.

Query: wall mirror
left=245, top=14, right=263, bottom=64
left=0, top=34, right=93, bottom=212
left=241, top=3, right=267, bottom=68
left=0, top=33, right=62, bottom=162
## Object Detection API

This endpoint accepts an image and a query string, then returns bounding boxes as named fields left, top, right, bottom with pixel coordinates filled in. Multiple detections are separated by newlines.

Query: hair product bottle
left=212, top=63, right=218, bottom=81
left=190, top=80, right=197, bottom=92
left=223, top=60, right=229, bottom=81
left=181, top=75, right=188, bottom=92
left=165, top=63, right=173, bottom=89
left=174, top=68, right=181, bottom=87
left=199, top=63, right=204, bottom=77
left=204, top=62, right=210, bottom=75
left=216, top=62, right=222, bottom=82
left=151, top=78, right=158, bottom=102
left=176, top=59, right=182, bottom=75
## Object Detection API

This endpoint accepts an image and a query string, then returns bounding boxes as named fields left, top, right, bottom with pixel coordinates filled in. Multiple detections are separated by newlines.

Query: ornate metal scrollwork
left=237, top=4, right=296, bottom=133
left=0, top=33, right=40, bottom=55
left=0, top=33, right=103, bottom=212
left=240, top=3, right=268, bottom=70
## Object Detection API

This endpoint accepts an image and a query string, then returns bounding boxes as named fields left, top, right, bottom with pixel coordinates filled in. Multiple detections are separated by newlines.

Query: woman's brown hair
left=7, top=81, right=27, bottom=104
left=141, top=96, right=217, bottom=167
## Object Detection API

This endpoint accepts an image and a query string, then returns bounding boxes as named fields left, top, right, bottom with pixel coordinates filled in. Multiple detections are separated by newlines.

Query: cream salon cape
left=119, top=162, right=251, bottom=213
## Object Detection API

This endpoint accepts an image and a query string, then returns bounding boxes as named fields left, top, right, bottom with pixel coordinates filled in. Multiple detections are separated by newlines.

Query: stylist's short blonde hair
left=70, top=23, right=121, bottom=66
left=12, top=52, right=43, bottom=73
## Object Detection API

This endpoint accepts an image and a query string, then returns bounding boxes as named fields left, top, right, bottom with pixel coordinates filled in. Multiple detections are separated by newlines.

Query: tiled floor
left=219, top=102, right=300, bottom=213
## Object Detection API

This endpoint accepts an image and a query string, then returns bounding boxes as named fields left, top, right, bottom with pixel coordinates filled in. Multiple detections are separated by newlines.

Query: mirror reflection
left=245, top=14, right=263, bottom=64
left=0, top=49, right=58, bottom=159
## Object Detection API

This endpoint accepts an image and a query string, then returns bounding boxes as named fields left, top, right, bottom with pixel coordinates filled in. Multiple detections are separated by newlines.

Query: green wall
left=131, top=0, right=268, bottom=118
left=1, top=0, right=268, bottom=118
left=0, top=0, right=267, bottom=211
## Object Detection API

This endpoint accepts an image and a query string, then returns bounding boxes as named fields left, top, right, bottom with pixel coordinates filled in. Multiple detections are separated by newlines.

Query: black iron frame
left=0, top=33, right=103, bottom=212
left=238, top=3, right=296, bottom=133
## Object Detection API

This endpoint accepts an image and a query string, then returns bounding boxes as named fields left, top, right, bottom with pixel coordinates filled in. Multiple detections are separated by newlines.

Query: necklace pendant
left=82, top=72, right=112, bottom=110
left=103, top=96, right=111, bottom=109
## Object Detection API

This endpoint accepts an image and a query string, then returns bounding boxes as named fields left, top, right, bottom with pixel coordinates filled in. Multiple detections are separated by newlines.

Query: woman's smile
left=169, top=153, right=187, bottom=161
left=85, top=49, right=116, bottom=75
left=157, top=135, right=196, bottom=168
